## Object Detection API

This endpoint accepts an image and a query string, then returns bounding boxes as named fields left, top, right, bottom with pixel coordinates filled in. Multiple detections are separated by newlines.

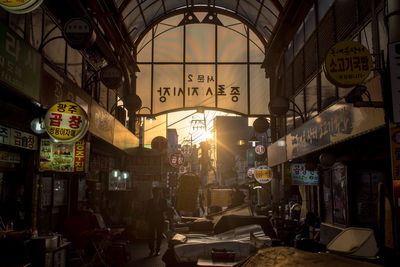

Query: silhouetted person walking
left=146, top=187, right=168, bottom=256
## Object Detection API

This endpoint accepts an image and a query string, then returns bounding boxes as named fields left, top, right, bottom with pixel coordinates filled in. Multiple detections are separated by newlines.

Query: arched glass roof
left=116, top=0, right=287, bottom=44
left=135, top=12, right=271, bottom=117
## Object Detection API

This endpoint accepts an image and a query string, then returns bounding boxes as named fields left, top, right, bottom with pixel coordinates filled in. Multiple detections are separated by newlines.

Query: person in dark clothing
left=231, top=185, right=245, bottom=207
left=5, top=184, right=28, bottom=231
left=146, top=187, right=168, bottom=256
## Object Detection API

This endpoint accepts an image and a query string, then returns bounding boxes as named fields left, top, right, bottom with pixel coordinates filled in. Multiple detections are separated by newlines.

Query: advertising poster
left=39, top=139, right=89, bottom=172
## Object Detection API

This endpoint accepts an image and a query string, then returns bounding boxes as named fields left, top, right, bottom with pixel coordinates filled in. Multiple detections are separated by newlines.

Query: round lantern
left=319, top=152, right=336, bottom=167
left=63, top=17, right=96, bottom=50
left=253, top=117, right=269, bottom=133
left=124, top=94, right=142, bottom=113
left=100, top=64, right=123, bottom=89
left=151, top=136, right=168, bottom=153
left=44, top=101, right=89, bottom=143
left=268, top=96, right=289, bottom=116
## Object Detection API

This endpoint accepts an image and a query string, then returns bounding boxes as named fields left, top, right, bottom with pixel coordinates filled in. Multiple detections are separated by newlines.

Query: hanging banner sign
left=324, top=41, right=372, bottom=87
left=0, top=0, right=43, bottom=14
left=169, top=152, right=184, bottom=168
left=0, top=125, right=38, bottom=150
left=247, top=167, right=255, bottom=178
left=44, top=101, right=89, bottom=143
left=255, top=145, right=265, bottom=155
left=39, top=138, right=89, bottom=172
left=254, top=165, right=273, bottom=183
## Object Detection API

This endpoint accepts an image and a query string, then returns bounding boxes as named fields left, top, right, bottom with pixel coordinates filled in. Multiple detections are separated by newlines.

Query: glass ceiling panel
left=238, top=1, right=261, bottom=25
left=217, top=65, right=248, bottom=114
left=134, top=8, right=272, bottom=116
left=142, top=1, right=164, bottom=23
left=250, top=30, right=265, bottom=62
left=122, top=0, right=285, bottom=44
left=137, top=31, right=152, bottom=62
left=164, top=0, right=186, bottom=11
left=250, top=65, right=270, bottom=115
left=217, top=26, right=247, bottom=62
left=216, top=0, right=237, bottom=11
left=186, top=24, right=215, bottom=62
left=154, top=26, right=184, bottom=62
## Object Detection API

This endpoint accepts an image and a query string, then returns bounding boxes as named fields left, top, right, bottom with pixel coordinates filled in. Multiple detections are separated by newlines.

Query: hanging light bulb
left=111, top=169, right=121, bottom=178
left=30, top=117, right=46, bottom=134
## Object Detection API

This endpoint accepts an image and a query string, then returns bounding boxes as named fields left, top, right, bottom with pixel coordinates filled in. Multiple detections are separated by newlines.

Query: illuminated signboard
left=0, top=124, right=38, bottom=150
left=289, top=163, right=319, bottom=186
left=44, top=101, right=89, bottom=143
left=39, top=139, right=89, bottom=172
left=254, top=165, right=273, bottom=184
left=324, top=41, right=372, bottom=87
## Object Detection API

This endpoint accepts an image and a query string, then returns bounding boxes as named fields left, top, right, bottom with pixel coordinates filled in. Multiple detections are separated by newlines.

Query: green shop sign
left=0, top=22, right=41, bottom=100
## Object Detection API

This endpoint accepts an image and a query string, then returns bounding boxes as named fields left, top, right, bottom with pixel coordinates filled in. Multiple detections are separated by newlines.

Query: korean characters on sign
left=254, top=165, right=273, bottom=184
left=44, top=101, right=89, bottom=143
left=255, top=145, right=265, bottom=155
left=156, top=73, right=241, bottom=103
left=169, top=152, right=185, bottom=168
left=324, top=41, right=372, bottom=87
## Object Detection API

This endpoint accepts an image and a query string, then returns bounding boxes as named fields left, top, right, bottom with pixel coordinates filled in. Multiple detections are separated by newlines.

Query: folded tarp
left=213, top=215, right=277, bottom=239
left=173, top=224, right=272, bottom=263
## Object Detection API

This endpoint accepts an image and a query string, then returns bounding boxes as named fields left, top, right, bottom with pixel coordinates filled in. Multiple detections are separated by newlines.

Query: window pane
left=318, top=0, right=334, bottom=21
left=250, top=30, right=264, bottom=62
left=218, top=26, right=247, bottom=62
left=294, top=24, right=304, bottom=55
left=377, top=10, right=388, bottom=68
left=321, top=71, right=336, bottom=109
left=154, top=25, right=183, bottom=62
left=137, top=31, right=152, bottom=62
left=217, top=65, right=248, bottom=114
left=250, top=65, right=270, bottom=115
left=285, top=41, right=293, bottom=66
left=186, top=24, right=215, bottom=62
left=294, top=90, right=304, bottom=127
left=304, top=5, right=315, bottom=40
left=153, top=64, right=183, bottom=114
left=185, top=64, right=215, bottom=108
left=286, top=102, right=294, bottom=133
left=305, top=77, right=318, bottom=119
